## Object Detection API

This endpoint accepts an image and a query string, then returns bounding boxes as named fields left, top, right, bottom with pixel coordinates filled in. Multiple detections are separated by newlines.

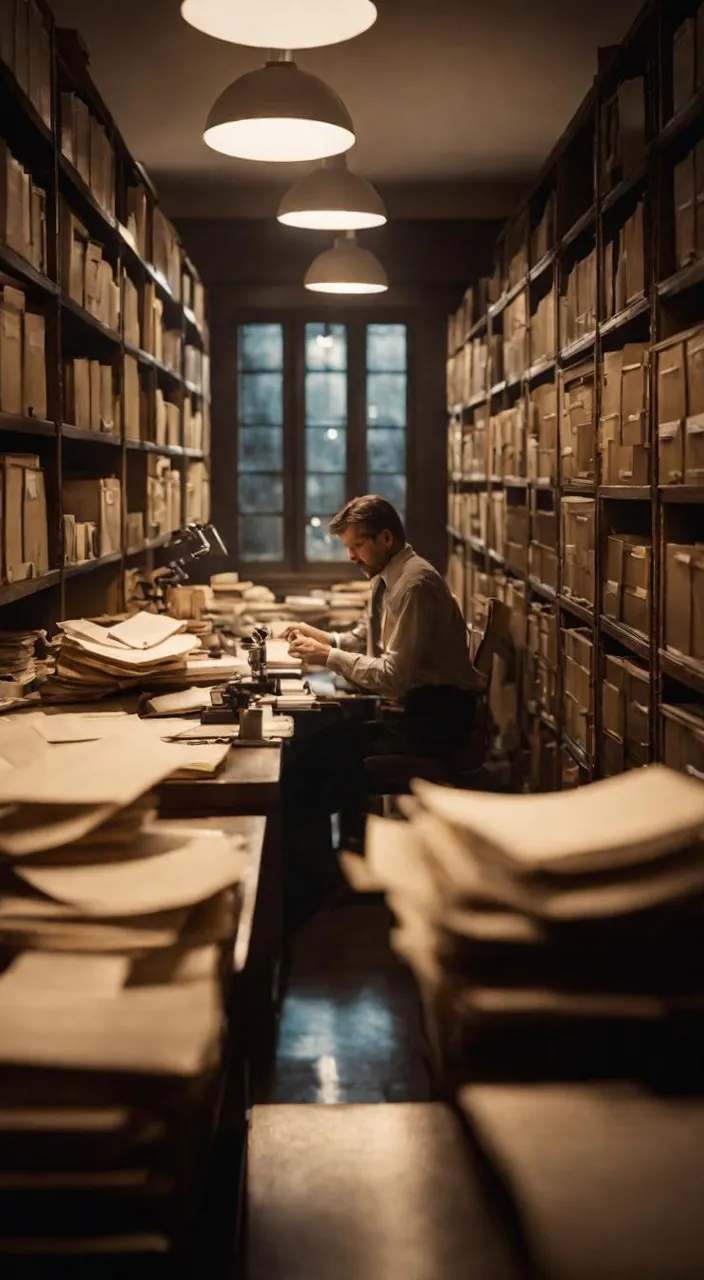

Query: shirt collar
left=379, top=543, right=413, bottom=590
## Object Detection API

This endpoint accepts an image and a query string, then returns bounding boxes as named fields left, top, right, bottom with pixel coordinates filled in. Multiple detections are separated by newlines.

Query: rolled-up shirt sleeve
left=326, top=582, right=426, bottom=697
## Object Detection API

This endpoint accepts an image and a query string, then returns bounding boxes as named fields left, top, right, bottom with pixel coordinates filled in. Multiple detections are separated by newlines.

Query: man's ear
left=380, top=529, right=394, bottom=550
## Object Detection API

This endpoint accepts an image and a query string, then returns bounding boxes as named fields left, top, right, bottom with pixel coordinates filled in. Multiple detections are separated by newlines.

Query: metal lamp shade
left=204, top=60, right=355, bottom=162
left=181, top=0, right=377, bottom=49
left=305, top=234, right=388, bottom=294
left=278, top=158, right=387, bottom=230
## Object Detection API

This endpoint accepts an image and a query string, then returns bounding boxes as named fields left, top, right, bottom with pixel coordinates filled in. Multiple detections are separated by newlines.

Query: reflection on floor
left=270, top=901, right=432, bottom=1105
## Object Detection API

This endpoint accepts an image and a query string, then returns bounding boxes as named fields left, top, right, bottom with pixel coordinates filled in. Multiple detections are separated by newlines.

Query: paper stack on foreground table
left=40, top=612, right=201, bottom=702
left=359, top=766, right=704, bottom=1078
left=0, top=732, right=246, bottom=1256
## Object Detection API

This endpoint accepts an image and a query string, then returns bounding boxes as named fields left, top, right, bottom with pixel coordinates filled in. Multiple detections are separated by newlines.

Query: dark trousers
left=282, top=685, right=479, bottom=819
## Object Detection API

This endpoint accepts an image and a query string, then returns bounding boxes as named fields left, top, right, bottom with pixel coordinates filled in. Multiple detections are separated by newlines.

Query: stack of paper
left=357, top=766, right=704, bottom=1078
left=41, top=612, right=201, bottom=702
left=0, top=733, right=246, bottom=1256
left=0, top=630, right=50, bottom=711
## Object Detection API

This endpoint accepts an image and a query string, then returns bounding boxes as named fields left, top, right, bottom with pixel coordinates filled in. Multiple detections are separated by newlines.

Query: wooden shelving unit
left=447, top=0, right=704, bottom=789
left=0, top=4, right=211, bottom=631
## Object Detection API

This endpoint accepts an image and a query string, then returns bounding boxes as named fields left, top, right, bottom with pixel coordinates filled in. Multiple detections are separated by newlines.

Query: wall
left=177, top=217, right=500, bottom=578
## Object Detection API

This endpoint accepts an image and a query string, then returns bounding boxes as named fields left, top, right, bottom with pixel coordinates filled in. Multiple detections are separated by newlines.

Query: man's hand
left=287, top=635, right=331, bottom=666
left=281, top=622, right=331, bottom=645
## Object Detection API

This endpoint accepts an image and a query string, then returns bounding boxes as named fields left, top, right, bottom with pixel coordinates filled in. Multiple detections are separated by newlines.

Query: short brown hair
left=329, top=495, right=405, bottom=542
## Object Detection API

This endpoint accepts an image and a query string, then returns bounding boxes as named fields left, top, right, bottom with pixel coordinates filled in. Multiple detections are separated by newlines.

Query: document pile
left=0, top=629, right=51, bottom=710
left=0, top=733, right=246, bottom=1258
left=360, top=766, right=704, bottom=1077
left=41, top=611, right=201, bottom=702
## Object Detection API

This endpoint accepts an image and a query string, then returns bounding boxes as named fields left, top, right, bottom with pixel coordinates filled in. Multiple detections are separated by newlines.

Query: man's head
left=329, top=495, right=406, bottom=578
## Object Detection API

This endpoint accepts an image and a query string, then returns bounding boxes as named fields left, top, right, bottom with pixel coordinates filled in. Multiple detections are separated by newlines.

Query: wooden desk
left=157, top=745, right=282, bottom=818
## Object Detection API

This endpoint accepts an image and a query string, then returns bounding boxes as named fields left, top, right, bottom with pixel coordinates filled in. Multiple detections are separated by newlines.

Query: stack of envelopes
left=41, top=612, right=202, bottom=703
left=360, top=766, right=704, bottom=1080
left=0, top=733, right=247, bottom=1261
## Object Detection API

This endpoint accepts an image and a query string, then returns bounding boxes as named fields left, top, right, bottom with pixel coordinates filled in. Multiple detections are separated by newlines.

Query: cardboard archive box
left=0, top=452, right=48, bottom=583
left=561, top=365, right=595, bottom=483
left=665, top=542, right=704, bottom=663
left=603, top=534, right=652, bottom=638
left=562, top=625, right=594, bottom=756
left=662, top=703, right=704, bottom=778
left=529, top=382, right=558, bottom=482
left=562, top=496, right=595, bottom=607
left=657, top=328, right=704, bottom=485
left=62, top=476, right=121, bottom=558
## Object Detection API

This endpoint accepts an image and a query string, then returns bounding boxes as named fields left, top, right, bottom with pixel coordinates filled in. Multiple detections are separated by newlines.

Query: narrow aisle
left=270, top=902, right=433, bottom=1104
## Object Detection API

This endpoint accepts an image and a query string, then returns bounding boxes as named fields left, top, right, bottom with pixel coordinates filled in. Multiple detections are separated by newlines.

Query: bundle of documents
left=41, top=611, right=201, bottom=702
left=357, top=766, right=704, bottom=1078
left=0, top=732, right=246, bottom=1256
left=0, top=630, right=51, bottom=712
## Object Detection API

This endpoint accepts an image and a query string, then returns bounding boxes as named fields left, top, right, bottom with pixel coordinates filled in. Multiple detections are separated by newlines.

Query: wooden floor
left=269, top=901, right=432, bottom=1106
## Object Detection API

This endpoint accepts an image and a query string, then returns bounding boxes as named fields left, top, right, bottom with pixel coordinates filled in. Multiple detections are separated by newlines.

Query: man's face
left=339, top=525, right=395, bottom=578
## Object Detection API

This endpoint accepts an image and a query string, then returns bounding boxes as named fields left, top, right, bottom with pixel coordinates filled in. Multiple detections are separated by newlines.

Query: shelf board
left=658, top=258, right=704, bottom=301
left=446, top=525, right=464, bottom=542
left=530, top=478, right=556, bottom=490
left=0, top=240, right=59, bottom=298
left=182, top=447, right=205, bottom=460
left=153, top=359, right=183, bottom=387
left=504, top=477, right=528, bottom=488
left=505, top=374, right=523, bottom=392
left=600, top=615, right=651, bottom=661
left=659, top=485, right=704, bottom=503
left=0, top=569, right=60, bottom=607
left=539, top=709, right=559, bottom=735
left=559, top=594, right=595, bottom=626
left=563, top=733, right=591, bottom=771
left=599, top=485, right=651, bottom=500
left=657, top=85, right=704, bottom=151
left=563, top=480, right=596, bottom=495
left=660, top=649, right=704, bottom=698
left=0, top=412, right=56, bottom=438
left=561, top=205, right=596, bottom=250
left=468, top=536, right=487, bottom=555
left=64, top=552, right=123, bottom=579
left=124, top=342, right=156, bottom=368
left=124, top=534, right=173, bottom=557
left=61, top=295, right=121, bottom=345
left=488, top=277, right=526, bottom=319
left=490, top=380, right=507, bottom=397
left=528, top=577, right=557, bottom=603
left=559, top=331, right=596, bottom=363
left=468, top=314, right=488, bottom=339
left=184, top=381, right=202, bottom=397
left=61, top=423, right=122, bottom=446
left=466, top=390, right=488, bottom=410
left=58, top=155, right=119, bottom=246
left=488, top=548, right=505, bottom=566
left=528, top=249, right=556, bottom=283
left=600, top=164, right=648, bottom=216
left=183, top=306, right=204, bottom=344
left=125, top=439, right=184, bottom=457
left=117, top=223, right=150, bottom=275
left=525, top=357, right=556, bottom=383
left=600, top=295, right=649, bottom=337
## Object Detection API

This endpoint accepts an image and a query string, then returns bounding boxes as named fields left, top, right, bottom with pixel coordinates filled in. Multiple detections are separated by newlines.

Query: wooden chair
left=362, top=598, right=512, bottom=799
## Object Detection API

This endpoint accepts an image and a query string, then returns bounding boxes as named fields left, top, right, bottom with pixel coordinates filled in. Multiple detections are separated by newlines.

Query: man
left=282, top=495, right=488, bottom=819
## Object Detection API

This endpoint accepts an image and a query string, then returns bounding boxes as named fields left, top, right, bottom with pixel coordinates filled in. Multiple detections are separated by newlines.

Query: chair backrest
left=473, top=598, right=512, bottom=678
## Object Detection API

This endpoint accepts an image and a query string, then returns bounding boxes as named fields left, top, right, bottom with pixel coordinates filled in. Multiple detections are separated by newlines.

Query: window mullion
left=347, top=318, right=367, bottom=498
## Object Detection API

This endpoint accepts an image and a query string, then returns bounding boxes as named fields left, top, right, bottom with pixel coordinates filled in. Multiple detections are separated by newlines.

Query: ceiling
left=50, top=0, right=644, bottom=218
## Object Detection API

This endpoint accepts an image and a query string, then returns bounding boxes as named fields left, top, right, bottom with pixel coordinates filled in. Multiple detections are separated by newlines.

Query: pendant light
left=278, top=155, right=386, bottom=231
left=204, top=52, right=355, bottom=163
left=305, top=231, right=388, bottom=295
left=181, top=0, right=377, bottom=49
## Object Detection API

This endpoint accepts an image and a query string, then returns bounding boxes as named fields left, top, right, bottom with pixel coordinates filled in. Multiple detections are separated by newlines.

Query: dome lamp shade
left=304, top=231, right=388, bottom=295
left=204, top=56, right=355, bottom=163
left=278, top=155, right=387, bottom=230
left=181, top=0, right=377, bottom=50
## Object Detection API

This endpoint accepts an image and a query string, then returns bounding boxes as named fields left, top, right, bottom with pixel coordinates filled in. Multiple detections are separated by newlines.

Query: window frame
left=233, top=308, right=414, bottom=581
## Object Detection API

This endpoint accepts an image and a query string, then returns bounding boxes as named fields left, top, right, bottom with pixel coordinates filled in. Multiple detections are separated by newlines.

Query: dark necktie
left=370, top=577, right=386, bottom=656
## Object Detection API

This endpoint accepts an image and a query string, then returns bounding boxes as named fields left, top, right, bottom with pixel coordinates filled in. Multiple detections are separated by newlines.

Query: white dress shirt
left=326, top=543, right=484, bottom=700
